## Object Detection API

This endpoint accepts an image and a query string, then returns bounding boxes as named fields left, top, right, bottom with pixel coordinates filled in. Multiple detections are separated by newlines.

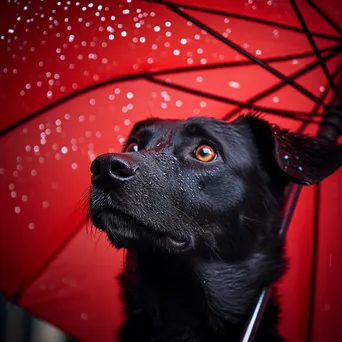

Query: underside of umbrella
left=0, top=1, right=342, bottom=341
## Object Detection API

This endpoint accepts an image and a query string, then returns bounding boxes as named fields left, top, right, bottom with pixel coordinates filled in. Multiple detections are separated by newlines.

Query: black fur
left=89, top=114, right=342, bottom=342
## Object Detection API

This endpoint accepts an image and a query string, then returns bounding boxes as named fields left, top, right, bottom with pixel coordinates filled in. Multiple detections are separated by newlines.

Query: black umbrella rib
left=140, top=0, right=340, bottom=41
left=0, top=46, right=330, bottom=137
left=298, top=62, right=342, bottom=133
left=290, top=0, right=342, bottom=102
left=2, top=46, right=334, bottom=137
left=11, top=220, right=86, bottom=303
left=222, top=48, right=340, bottom=121
left=153, top=45, right=338, bottom=76
left=307, top=0, right=342, bottom=35
left=147, top=75, right=320, bottom=123
left=307, top=183, right=321, bottom=342
left=162, top=3, right=326, bottom=107
left=0, top=72, right=149, bottom=137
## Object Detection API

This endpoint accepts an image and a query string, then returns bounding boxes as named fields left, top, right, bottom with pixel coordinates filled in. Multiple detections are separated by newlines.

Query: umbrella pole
left=239, top=76, right=342, bottom=342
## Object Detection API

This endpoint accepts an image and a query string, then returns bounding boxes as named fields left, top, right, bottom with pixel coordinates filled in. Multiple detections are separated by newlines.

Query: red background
left=0, top=1, right=341, bottom=341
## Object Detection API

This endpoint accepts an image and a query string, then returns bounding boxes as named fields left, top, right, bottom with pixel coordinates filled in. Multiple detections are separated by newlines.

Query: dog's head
left=89, top=114, right=342, bottom=258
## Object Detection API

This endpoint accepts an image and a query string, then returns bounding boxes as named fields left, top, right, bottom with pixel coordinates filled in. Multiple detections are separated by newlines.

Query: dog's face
left=89, top=115, right=342, bottom=257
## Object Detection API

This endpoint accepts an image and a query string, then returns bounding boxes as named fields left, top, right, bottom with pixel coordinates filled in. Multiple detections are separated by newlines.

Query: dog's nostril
left=110, top=160, right=136, bottom=179
left=90, top=159, right=100, bottom=176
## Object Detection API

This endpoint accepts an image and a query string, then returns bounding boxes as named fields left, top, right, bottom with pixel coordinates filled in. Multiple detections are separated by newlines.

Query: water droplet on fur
left=284, top=155, right=289, bottom=160
left=298, top=166, right=303, bottom=171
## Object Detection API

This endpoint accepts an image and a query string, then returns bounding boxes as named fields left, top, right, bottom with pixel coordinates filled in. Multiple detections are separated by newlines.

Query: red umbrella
left=0, top=0, right=341, bottom=341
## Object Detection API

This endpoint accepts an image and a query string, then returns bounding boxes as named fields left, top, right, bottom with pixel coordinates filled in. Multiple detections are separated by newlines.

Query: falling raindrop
left=228, top=81, right=240, bottom=89
left=80, top=313, right=88, bottom=320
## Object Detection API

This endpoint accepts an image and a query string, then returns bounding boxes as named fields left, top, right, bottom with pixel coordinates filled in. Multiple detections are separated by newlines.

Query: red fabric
left=1, top=1, right=342, bottom=341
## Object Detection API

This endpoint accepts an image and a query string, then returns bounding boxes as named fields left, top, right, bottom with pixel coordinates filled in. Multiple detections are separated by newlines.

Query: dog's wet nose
left=90, top=153, right=138, bottom=189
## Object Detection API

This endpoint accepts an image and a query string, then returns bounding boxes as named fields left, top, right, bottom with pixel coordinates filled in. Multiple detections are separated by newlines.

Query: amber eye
left=195, top=145, right=216, bottom=162
left=125, top=142, right=139, bottom=152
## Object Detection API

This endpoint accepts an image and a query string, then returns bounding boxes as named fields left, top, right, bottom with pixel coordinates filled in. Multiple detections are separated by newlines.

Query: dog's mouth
left=90, top=202, right=193, bottom=252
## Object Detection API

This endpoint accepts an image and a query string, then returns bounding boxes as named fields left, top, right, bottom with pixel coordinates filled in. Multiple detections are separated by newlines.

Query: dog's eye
left=195, top=145, right=216, bottom=162
left=125, top=142, right=139, bottom=153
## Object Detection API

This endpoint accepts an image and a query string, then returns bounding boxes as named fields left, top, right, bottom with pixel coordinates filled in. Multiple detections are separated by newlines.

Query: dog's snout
left=90, top=153, right=138, bottom=189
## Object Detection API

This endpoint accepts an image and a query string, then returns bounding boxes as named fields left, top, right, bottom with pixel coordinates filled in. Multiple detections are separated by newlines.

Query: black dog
left=89, top=114, right=342, bottom=342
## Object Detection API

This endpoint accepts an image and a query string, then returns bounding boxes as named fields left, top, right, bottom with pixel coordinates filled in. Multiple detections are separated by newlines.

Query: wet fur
left=89, top=114, right=342, bottom=342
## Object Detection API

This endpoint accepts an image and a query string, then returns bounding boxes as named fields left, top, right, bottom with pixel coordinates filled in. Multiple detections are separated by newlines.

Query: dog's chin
left=90, top=210, right=194, bottom=254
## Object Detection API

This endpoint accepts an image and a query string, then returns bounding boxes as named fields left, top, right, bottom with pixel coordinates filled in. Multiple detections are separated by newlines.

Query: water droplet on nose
left=198, top=186, right=202, bottom=190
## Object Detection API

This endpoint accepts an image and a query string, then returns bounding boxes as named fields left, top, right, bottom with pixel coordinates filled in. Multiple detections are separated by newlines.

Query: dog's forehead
left=144, top=117, right=231, bottom=138
left=130, top=117, right=248, bottom=153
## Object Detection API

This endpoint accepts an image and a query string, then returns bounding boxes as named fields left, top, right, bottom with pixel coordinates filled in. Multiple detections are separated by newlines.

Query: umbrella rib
left=289, top=0, right=342, bottom=101
left=162, top=3, right=327, bottom=107
left=222, top=48, right=340, bottom=121
left=0, top=72, right=149, bottom=137
left=140, top=0, right=340, bottom=41
left=298, top=61, right=342, bottom=133
left=147, top=75, right=320, bottom=123
left=153, top=45, right=338, bottom=76
left=307, top=183, right=321, bottom=342
left=1, top=46, right=336, bottom=137
left=306, top=0, right=342, bottom=35
left=11, top=220, right=86, bottom=303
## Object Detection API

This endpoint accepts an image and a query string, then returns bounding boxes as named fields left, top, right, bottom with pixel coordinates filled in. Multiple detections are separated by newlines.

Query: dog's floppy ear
left=242, top=114, right=342, bottom=185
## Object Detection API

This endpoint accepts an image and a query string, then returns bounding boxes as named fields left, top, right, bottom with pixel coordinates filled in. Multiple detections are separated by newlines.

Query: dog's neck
left=122, top=248, right=283, bottom=337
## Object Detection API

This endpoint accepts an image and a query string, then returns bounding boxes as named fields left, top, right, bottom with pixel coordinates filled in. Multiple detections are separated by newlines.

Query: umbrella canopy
left=0, top=0, right=342, bottom=341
